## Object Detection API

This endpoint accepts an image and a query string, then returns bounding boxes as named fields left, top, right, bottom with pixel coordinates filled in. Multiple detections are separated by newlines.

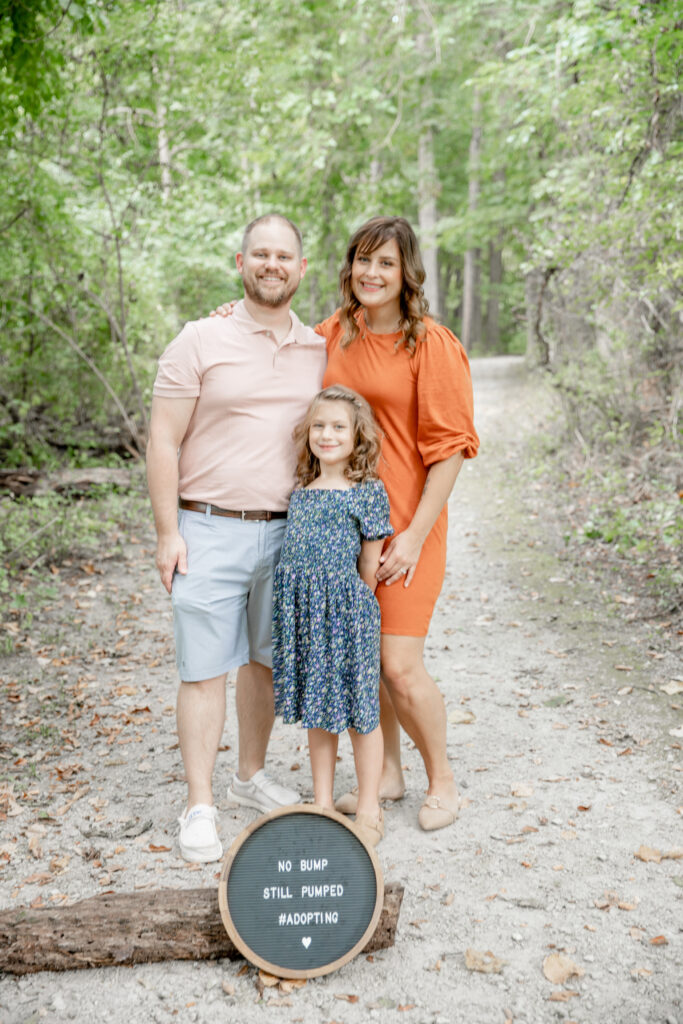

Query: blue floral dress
left=273, top=480, right=393, bottom=735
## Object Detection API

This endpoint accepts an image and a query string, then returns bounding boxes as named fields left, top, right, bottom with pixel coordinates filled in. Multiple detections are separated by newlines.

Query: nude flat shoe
left=354, top=809, right=384, bottom=847
left=334, top=787, right=360, bottom=814
left=335, top=786, right=405, bottom=815
left=418, top=794, right=459, bottom=832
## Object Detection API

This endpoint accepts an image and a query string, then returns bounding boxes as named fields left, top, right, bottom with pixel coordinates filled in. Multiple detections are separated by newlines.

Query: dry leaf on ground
left=465, top=948, right=507, bottom=974
left=549, top=990, right=580, bottom=1002
left=543, top=953, right=585, bottom=985
left=279, top=979, right=306, bottom=994
left=448, top=708, right=476, bottom=725
left=634, top=845, right=662, bottom=863
left=257, top=970, right=280, bottom=988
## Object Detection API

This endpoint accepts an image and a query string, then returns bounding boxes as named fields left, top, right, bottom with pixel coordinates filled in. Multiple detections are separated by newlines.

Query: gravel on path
left=1, top=356, right=681, bottom=1024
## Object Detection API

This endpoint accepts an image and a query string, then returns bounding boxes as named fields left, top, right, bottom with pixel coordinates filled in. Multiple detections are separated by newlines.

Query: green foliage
left=0, top=469, right=150, bottom=629
left=579, top=481, right=682, bottom=610
left=0, top=0, right=107, bottom=135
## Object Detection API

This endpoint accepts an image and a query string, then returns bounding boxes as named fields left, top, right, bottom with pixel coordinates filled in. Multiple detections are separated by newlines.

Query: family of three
left=146, top=213, right=479, bottom=863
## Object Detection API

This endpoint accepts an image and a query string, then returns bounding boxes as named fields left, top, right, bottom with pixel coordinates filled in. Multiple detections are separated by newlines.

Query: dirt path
left=1, top=356, right=681, bottom=1024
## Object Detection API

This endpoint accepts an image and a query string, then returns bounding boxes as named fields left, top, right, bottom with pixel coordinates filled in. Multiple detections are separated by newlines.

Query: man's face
left=236, top=221, right=307, bottom=308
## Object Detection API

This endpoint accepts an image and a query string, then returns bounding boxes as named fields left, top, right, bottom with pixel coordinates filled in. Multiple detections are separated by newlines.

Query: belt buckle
left=241, top=510, right=247, bottom=522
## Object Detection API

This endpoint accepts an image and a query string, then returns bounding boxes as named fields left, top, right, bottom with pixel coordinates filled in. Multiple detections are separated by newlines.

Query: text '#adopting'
left=219, top=808, right=383, bottom=978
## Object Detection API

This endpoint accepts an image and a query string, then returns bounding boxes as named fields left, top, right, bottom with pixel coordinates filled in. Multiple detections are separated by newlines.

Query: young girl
left=272, top=385, right=393, bottom=847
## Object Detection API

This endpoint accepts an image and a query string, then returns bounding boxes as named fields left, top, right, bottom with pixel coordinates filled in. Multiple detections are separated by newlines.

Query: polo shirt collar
left=232, top=299, right=310, bottom=345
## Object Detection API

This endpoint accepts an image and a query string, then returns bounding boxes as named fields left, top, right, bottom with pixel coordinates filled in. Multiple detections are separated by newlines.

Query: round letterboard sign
left=218, top=805, right=383, bottom=978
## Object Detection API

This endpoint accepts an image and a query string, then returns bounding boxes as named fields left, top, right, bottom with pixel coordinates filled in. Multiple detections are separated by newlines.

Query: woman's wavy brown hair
left=293, top=385, right=382, bottom=488
left=338, top=216, right=429, bottom=355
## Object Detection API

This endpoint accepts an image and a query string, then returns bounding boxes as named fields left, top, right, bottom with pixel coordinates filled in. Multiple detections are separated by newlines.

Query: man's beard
left=243, top=272, right=299, bottom=308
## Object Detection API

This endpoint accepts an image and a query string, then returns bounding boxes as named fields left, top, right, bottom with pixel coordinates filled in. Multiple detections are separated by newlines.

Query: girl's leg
left=334, top=681, right=405, bottom=813
left=307, top=728, right=338, bottom=811
left=348, top=725, right=383, bottom=819
left=380, top=635, right=459, bottom=817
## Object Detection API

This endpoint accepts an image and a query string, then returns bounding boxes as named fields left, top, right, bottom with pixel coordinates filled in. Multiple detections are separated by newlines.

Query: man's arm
left=146, top=395, right=197, bottom=593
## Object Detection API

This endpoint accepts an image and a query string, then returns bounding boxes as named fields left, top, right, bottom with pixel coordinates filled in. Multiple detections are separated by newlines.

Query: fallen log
left=0, top=466, right=133, bottom=498
left=0, top=882, right=403, bottom=975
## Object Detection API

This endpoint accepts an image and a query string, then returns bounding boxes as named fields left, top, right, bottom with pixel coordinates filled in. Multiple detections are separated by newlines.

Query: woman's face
left=350, top=238, right=403, bottom=320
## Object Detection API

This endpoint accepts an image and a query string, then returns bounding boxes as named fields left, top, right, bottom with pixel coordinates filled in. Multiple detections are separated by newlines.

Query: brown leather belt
left=179, top=499, right=287, bottom=521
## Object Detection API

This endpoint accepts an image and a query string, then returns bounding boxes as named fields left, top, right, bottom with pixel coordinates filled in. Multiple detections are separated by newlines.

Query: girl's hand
left=209, top=300, right=238, bottom=317
left=376, top=529, right=424, bottom=587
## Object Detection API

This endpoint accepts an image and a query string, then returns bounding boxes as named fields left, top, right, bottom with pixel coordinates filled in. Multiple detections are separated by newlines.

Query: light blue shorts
left=171, top=508, right=286, bottom=682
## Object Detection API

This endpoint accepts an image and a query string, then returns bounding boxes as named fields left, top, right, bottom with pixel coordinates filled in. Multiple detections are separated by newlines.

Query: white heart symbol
left=301, top=937, right=311, bottom=949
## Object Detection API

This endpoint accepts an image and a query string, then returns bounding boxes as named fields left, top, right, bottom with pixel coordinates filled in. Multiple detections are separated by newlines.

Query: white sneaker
left=227, top=769, right=300, bottom=812
left=178, top=804, right=223, bottom=863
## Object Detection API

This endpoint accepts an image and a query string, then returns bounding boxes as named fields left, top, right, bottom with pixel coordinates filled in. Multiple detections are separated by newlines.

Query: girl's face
left=350, top=238, right=403, bottom=320
left=308, top=400, right=355, bottom=473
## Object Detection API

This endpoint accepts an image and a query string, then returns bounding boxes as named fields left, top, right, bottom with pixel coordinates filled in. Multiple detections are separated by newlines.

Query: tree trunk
left=461, top=89, right=482, bottom=351
left=152, top=61, right=172, bottom=202
left=0, top=883, right=404, bottom=975
left=524, top=268, right=554, bottom=367
left=484, top=235, right=503, bottom=352
left=417, top=34, right=439, bottom=314
left=156, top=96, right=172, bottom=202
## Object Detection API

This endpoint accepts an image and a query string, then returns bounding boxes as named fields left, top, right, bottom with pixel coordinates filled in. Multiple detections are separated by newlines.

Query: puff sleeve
left=356, top=481, right=394, bottom=541
left=414, top=323, right=479, bottom=466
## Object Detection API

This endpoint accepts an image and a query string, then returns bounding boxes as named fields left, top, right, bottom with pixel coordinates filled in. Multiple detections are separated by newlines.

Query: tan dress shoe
left=335, top=786, right=405, bottom=815
left=418, top=794, right=459, bottom=831
left=334, top=787, right=360, bottom=814
left=353, top=808, right=384, bottom=847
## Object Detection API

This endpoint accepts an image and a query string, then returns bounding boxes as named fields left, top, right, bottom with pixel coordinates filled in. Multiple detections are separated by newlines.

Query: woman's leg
left=380, top=634, right=459, bottom=812
left=348, top=726, right=383, bottom=819
left=307, top=729, right=339, bottom=811
left=377, top=680, right=407, bottom=800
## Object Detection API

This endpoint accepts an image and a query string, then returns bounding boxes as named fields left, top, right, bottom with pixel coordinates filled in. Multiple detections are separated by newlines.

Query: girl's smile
left=308, top=401, right=354, bottom=476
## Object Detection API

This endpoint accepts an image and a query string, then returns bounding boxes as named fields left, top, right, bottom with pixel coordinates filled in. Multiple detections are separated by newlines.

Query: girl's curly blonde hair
left=338, top=216, right=429, bottom=355
left=293, top=385, right=382, bottom=488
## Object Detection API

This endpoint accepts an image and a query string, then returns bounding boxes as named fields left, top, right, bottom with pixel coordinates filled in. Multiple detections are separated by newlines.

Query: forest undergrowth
left=522, top=372, right=682, bottom=631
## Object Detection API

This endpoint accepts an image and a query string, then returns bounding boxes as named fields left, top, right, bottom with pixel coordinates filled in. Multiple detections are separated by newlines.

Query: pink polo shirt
left=153, top=301, right=327, bottom=510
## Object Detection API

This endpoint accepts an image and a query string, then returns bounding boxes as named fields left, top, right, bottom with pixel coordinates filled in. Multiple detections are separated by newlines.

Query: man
left=146, top=214, right=326, bottom=862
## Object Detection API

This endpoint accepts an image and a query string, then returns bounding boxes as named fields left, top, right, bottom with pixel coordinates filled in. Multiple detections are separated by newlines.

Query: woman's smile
left=351, top=238, right=403, bottom=328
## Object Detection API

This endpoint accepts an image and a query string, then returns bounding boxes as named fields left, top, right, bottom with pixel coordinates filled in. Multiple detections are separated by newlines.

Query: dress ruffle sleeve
left=356, top=480, right=394, bottom=541
left=415, top=322, right=479, bottom=466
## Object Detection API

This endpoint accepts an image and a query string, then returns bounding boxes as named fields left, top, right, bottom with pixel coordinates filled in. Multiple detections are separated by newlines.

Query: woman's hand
left=376, top=528, right=424, bottom=587
left=209, top=300, right=238, bottom=317
left=378, top=454, right=464, bottom=588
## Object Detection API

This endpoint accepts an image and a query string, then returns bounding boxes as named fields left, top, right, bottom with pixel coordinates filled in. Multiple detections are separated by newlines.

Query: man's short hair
left=241, top=214, right=304, bottom=258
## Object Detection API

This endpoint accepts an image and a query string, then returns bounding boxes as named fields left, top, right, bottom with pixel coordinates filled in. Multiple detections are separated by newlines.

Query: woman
left=315, top=217, right=478, bottom=831
left=214, top=215, right=478, bottom=830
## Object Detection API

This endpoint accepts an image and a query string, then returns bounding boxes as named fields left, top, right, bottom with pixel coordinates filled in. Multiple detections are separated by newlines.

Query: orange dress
left=316, top=312, right=479, bottom=636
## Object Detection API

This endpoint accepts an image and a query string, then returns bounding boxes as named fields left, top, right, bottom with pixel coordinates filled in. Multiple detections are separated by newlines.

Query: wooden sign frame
left=218, top=804, right=384, bottom=979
